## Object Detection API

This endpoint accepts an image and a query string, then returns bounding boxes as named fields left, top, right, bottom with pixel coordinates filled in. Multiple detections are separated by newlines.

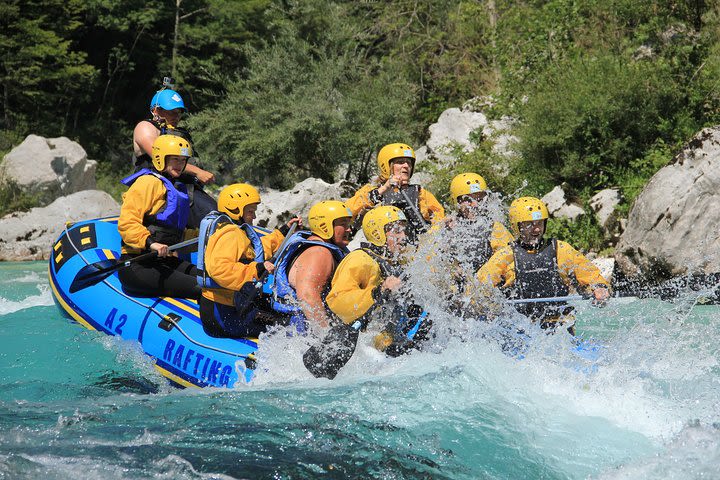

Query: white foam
left=0, top=284, right=54, bottom=316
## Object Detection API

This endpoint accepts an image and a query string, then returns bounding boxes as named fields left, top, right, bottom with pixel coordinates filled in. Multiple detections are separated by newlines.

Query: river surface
left=1, top=261, right=719, bottom=479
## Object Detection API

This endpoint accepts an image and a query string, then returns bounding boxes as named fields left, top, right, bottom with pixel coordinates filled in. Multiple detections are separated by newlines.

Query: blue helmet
left=149, top=89, right=186, bottom=112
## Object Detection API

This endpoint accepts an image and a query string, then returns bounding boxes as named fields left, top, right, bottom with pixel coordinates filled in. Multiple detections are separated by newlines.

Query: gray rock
left=590, top=189, right=622, bottom=241
left=426, top=107, right=488, bottom=164
left=615, top=127, right=720, bottom=280
left=592, top=257, right=615, bottom=284
left=1, top=135, right=97, bottom=205
left=542, top=186, right=586, bottom=221
left=0, top=190, right=119, bottom=261
left=255, top=177, right=353, bottom=229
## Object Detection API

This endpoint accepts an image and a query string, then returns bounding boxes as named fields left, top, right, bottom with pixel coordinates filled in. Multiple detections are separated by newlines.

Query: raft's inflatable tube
left=48, top=217, right=261, bottom=389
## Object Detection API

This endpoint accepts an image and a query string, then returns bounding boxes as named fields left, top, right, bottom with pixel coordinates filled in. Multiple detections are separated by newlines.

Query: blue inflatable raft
left=48, top=217, right=258, bottom=389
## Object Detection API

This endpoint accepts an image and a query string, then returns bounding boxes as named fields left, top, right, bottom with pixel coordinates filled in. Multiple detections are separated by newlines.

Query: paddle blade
left=69, top=259, right=122, bottom=294
left=303, top=323, right=360, bottom=379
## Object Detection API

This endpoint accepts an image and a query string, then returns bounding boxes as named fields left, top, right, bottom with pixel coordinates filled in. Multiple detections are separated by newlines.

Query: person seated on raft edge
left=475, top=196, right=610, bottom=336
left=197, top=183, right=302, bottom=339
left=346, top=143, right=445, bottom=243
left=132, top=82, right=217, bottom=228
left=325, top=206, right=430, bottom=358
left=267, top=200, right=353, bottom=335
left=117, top=134, right=201, bottom=300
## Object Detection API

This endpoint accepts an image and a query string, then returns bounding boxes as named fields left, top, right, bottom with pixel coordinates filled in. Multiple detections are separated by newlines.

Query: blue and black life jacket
left=121, top=168, right=190, bottom=247
left=509, top=238, right=572, bottom=322
left=196, top=211, right=266, bottom=289
left=268, top=231, right=348, bottom=331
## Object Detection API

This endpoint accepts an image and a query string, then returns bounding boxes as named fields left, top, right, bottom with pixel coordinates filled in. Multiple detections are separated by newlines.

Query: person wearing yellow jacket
left=117, top=134, right=201, bottom=299
left=476, top=197, right=610, bottom=333
left=302, top=206, right=430, bottom=379
left=346, top=143, right=445, bottom=241
left=197, top=183, right=301, bottom=338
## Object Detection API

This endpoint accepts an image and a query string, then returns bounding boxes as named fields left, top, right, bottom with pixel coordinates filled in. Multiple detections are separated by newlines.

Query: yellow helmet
left=377, top=143, right=415, bottom=180
left=508, top=196, right=549, bottom=236
left=362, top=205, right=407, bottom=247
left=449, top=173, right=488, bottom=204
left=308, top=200, right=352, bottom=240
left=151, top=134, right=192, bottom=171
left=217, top=183, right=261, bottom=221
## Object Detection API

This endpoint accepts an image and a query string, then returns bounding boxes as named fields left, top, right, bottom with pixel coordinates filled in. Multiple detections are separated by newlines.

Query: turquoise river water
left=1, top=261, right=719, bottom=479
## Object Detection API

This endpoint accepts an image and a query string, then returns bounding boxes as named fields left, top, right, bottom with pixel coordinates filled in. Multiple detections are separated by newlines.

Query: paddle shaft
left=121, top=236, right=199, bottom=266
left=398, top=187, right=429, bottom=228
left=507, top=295, right=586, bottom=304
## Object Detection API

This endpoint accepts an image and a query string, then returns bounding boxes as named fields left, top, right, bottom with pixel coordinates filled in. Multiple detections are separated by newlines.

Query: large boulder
left=255, top=177, right=356, bottom=229
left=615, top=127, right=720, bottom=281
left=419, top=98, right=518, bottom=167
left=0, top=190, right=119, bottom=261
left=1, top=135, right=97, bottom=205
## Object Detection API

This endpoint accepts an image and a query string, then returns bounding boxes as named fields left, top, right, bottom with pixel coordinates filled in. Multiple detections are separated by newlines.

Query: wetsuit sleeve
left=489, top=222, right=515, bottom=253
left=259, top=229, right=285, bottom=259
left=326, top=250, right=383, bottom=324
left=205, top=224, right=260, bottom=290
left=346, top=184, right=377, bottom=217
left=118, top=175, right=167, bottom=249
left=419, top=189, right=445, bottom=223
left=556, top=241, right=611, bottom=291
left=476, top=246, right=516, bottom=288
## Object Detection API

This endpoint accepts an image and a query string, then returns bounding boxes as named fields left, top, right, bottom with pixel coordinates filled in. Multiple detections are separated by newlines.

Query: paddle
left=507, top=295, right=586, bottom=304
left=398, top=188, right=430, bottom=233
left=233, top=223, right=298, bottom=317
left=69, top=237, right=199, bottom=293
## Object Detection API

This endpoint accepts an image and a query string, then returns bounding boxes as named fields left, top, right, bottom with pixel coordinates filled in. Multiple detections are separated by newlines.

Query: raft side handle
left=159, top=313, right=182, bottom=331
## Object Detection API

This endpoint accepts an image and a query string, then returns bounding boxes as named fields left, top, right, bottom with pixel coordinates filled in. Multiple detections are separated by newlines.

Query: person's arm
left=345, top=184, right=378, bottom=217
left=556, top=241, right=610, bottom=301
left=183, top=163, right=215, bottom=185
left=118, top=176, right=166, bottom=250
left=205, top=225, right=262, bottom=290
left=489, top=222, right=515, bottom=252
left=326, top=251, right=383, bottom=324
left=290, top=246, right=336, bottom=328
left=476, top=246, right=515, bottom=288
left=133, top=121, right=159, bottom=158
left=419, top=189, right=445, bottom=223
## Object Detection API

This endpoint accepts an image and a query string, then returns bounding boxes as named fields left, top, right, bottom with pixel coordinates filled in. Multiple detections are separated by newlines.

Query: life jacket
left=448, top=219, right=494, bottom=272
left=380, top=184, right=427, bottom=239
left=509, top=238, right=572, bottom=322
left=121, top=168, right=190, bottom=247
left=362, top=244, right=429, bottom=344
left=268, top=231, right=348, bottom=332
left=196, top=211, right=265, bottom=289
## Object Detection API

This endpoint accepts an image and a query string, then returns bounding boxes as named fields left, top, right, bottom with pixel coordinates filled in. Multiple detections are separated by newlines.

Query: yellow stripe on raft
left=102, top=249, right=116, bottom=260
left=154, top=364, right=200, bottom=388
left=47, top=265, right=96, bottom=331
left=162, top=297, right=200, bottom=317
left=80, top=226, right=90, bottom=233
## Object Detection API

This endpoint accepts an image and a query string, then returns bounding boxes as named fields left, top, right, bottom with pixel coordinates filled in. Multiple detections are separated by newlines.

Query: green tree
left=0, top=0, right=97, bottom=147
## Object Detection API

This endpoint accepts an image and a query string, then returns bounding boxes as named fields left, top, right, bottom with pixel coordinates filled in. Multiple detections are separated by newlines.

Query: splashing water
left=1, top=256, right=719, bottom=479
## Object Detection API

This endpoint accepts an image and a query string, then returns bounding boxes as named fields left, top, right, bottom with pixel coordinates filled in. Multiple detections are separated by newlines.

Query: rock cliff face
left=1, top=135, right=97, bottom=205
left=615, top=127, right=720, bottom=281
left=0, top=191, right=119, bottom=261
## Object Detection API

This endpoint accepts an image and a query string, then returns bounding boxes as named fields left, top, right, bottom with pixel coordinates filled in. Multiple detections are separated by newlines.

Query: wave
left=0, top=284, right=54, bottom=316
